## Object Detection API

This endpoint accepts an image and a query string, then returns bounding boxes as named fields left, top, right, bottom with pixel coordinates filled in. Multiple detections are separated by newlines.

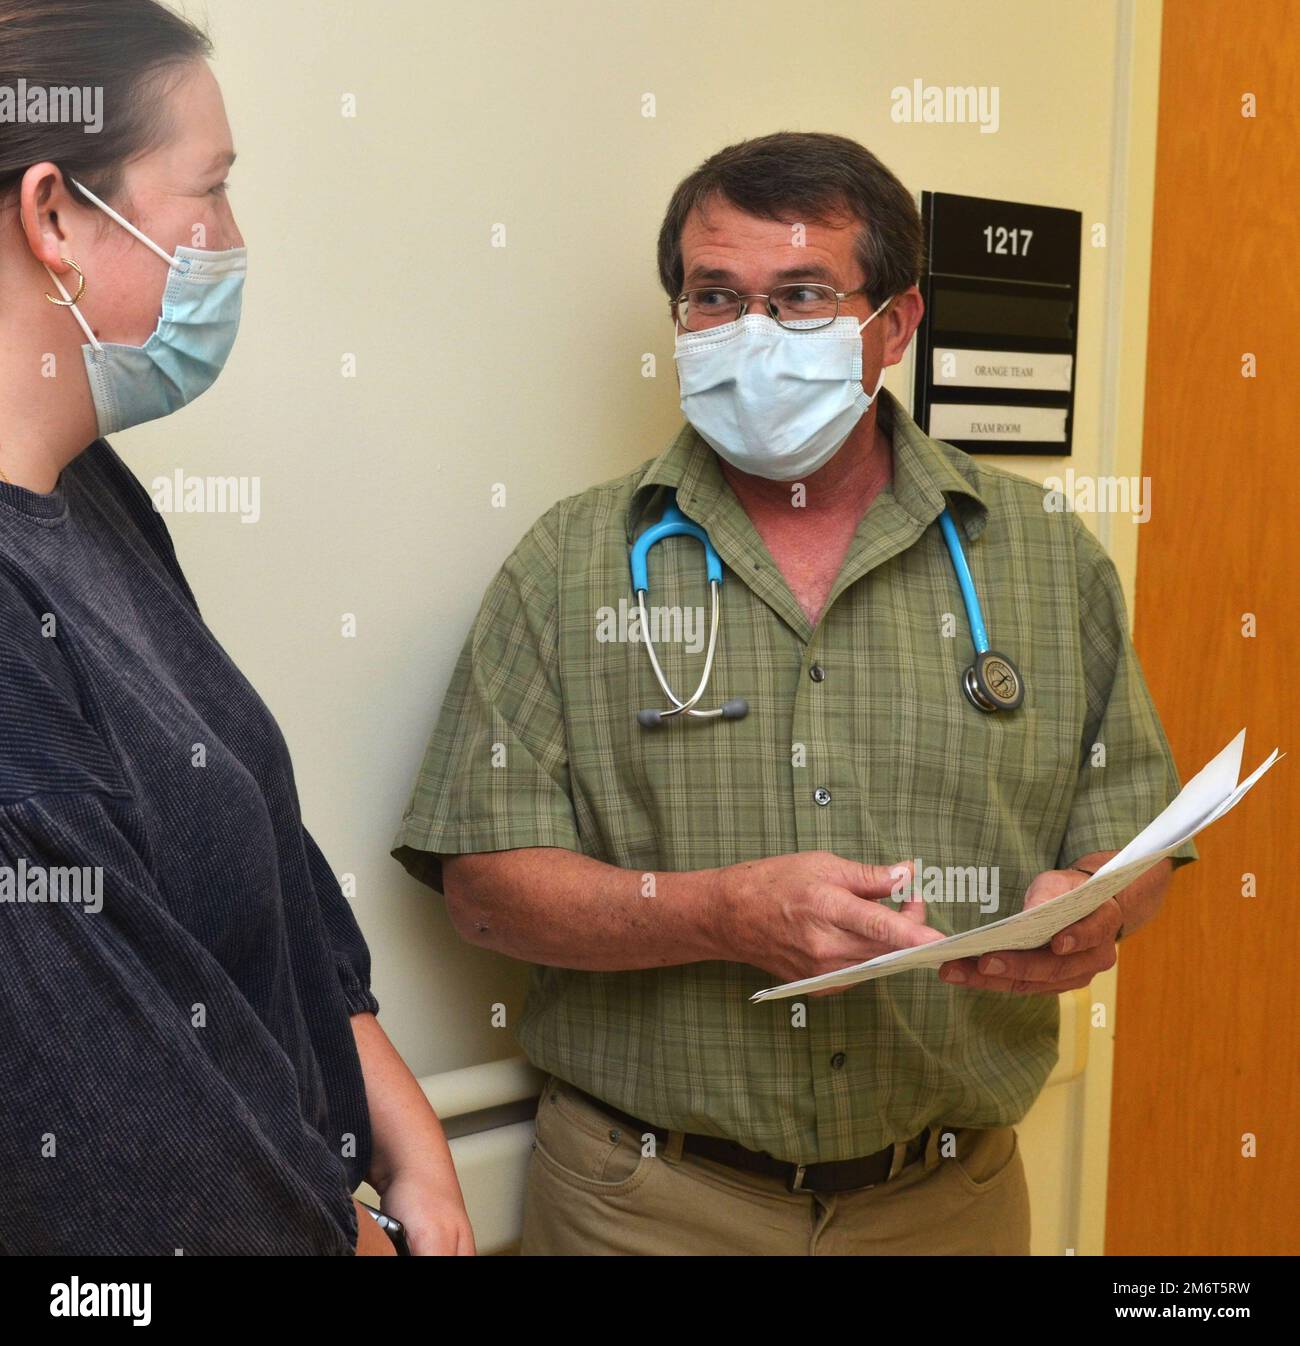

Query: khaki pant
left=520, top=1073, right=1030, bottom=1255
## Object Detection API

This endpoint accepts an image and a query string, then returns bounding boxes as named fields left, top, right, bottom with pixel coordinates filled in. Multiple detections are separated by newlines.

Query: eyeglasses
left=671, top=283, right=870, bottom=332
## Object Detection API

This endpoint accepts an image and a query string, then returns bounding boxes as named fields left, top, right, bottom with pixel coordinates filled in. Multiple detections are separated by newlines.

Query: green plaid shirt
left=392, top=389, right=1196, bottom=1164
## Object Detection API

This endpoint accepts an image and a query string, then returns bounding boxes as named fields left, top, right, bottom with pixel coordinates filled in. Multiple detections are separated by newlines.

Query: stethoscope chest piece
left=962, top=649, right=1025, bottom=713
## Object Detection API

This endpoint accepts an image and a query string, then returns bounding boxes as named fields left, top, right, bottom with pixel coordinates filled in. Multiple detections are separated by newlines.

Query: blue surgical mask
left=674, top=296, right=893, bottom=481
left=44, top=177, right=246, bottom=437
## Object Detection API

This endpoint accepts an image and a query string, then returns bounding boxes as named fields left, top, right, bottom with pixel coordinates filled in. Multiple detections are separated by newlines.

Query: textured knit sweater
left=0, top=438, right=376, bottom=1255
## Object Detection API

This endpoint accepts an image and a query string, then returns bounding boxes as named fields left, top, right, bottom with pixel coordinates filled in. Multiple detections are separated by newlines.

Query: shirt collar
left=626, top=388, right=989, bottom=544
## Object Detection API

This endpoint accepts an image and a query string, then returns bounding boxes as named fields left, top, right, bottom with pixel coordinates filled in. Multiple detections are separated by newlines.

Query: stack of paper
left=751, top=730, right=1282, bottom=1002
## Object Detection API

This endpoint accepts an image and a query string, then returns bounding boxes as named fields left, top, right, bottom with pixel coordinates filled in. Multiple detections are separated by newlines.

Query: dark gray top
left=0, top=439, right=376, bottom=1254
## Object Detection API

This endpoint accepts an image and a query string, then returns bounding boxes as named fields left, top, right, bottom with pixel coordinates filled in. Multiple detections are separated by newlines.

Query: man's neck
left=716, top=403, right=896, bottom=628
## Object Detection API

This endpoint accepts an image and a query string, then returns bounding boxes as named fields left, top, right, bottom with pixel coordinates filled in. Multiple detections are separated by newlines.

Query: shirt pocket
left=874, top=698, right=1082, bottom=929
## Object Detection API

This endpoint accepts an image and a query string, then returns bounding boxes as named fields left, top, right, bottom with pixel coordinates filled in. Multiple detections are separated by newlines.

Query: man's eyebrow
left=206, top=150, right=237, bottom=173
left=683, top=262, right=841, bottom=286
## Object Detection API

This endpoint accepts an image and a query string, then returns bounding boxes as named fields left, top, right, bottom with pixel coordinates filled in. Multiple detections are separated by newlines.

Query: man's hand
left=938, top=867, right=1121, bottom=995
left=720, top=853, right=947, bottom=996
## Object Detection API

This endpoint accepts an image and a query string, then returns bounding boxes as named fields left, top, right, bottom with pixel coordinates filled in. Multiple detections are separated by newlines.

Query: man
left=391, top=130, right=1196, bottom=1256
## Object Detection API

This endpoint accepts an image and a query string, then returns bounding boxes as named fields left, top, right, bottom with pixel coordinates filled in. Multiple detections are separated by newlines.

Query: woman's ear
left=19, top=162, right=80, bottom=273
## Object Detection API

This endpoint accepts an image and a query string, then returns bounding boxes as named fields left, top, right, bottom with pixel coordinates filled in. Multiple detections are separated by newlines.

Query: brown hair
left=656, top=130, right=925, bottom=308
left=0, top=0, right=211, bottom=212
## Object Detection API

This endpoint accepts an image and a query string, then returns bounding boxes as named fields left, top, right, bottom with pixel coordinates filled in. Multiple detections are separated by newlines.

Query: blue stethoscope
left=630, top=490, right=1024, bottom=727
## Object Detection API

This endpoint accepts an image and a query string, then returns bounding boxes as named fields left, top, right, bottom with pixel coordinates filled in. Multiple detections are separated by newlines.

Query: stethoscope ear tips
left=638, top=701, right=746, bottom=726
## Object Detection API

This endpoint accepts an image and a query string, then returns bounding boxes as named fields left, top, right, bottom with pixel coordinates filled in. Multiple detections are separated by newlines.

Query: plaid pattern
left=392, top=390, right=1196, bottom=1163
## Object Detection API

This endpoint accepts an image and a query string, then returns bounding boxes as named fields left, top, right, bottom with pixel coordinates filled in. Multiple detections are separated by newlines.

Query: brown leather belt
left=566, top=1082, right=937, bottom=1194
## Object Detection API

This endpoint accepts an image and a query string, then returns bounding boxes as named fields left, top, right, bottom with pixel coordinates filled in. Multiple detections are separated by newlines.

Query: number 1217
left=984, top=226, right=1033, bottom=255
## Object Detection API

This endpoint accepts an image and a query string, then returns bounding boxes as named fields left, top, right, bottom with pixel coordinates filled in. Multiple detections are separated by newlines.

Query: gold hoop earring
left=44, top=258, right=86, bottom=307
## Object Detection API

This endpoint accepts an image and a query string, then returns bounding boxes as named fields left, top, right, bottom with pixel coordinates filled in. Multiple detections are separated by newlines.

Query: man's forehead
left=682, top=257, right=847, bottom=287
left=680, top=205, right=858, bottom=284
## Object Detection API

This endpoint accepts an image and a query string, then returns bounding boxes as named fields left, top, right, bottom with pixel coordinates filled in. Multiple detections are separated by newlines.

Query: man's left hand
left=938, top=868, right=1122, bottom=995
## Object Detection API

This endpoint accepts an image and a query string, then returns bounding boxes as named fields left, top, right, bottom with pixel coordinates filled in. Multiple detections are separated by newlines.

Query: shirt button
left=813, top=787, right=832, bottom=806
left=830, top=1052, right=846, bottom=1069
left=809, top=663, right=826, bottom=682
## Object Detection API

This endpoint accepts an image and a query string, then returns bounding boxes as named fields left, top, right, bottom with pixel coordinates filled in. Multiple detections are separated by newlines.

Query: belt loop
left=923, top=1125, right=943, bottom=1172
left=886, top=1140, right=907, bottom=1181
left=664, top=1128, right=686, bottom=1162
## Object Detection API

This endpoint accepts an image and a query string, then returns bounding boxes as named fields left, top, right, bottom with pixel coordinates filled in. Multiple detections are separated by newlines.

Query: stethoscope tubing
left=636, top=580, right=725, bottom=719
left=936, top=508, right=989, bottom=656
left=630, top=491, right=1021, bottom=723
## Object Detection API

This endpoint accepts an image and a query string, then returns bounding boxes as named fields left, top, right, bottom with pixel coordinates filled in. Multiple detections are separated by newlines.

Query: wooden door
left=1106, top=0, right=1299, bottom=1254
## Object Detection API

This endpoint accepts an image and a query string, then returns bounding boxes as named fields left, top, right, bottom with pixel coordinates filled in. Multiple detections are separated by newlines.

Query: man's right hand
left=716, top=853, right=945, bottom=995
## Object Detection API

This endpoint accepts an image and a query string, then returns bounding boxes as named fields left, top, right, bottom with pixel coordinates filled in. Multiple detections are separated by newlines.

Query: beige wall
left=118, top=0, right=1161, bottom=1250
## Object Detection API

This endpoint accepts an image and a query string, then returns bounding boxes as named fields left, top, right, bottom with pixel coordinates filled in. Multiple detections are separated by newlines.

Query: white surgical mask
left=44, top=177, right=246, bottom=437
left=674, top=296, right=893, bottom=481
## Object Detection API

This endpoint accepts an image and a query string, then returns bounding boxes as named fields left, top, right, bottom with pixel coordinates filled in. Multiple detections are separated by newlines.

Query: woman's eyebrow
left=205, top=150, right=238, bottom=173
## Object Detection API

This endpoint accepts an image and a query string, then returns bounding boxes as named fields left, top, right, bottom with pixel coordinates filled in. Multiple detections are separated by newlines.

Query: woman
left=0, top=0, right=473, bottom=1255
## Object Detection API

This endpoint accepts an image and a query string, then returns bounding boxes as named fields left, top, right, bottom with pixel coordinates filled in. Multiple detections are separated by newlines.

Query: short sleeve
left=301, top=825, right=380, bottom=1016
left=391, top=505, right=581, bottom=893
left=1056, top=515, right=1199, bottom=871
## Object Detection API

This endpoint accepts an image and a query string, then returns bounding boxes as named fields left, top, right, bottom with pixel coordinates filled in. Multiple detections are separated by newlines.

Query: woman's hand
left=349, top=1011, right=479, bottom=1255
left=379, top=1169, right=476, bottom=1256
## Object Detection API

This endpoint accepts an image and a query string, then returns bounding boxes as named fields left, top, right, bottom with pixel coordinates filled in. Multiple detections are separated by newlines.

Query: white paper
left=751, top=731, right=1283, bottom=1002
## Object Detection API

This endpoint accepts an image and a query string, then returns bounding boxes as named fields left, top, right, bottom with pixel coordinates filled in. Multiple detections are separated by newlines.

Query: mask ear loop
left=68, top=176, right=184, bottom=270
left=42, top=264, right=102, bottom=352
left=856, top=295, right=894, bottom=398
left=856, top=294, right=893, bottom=333
left=44, top=175, right=188, bottom=352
